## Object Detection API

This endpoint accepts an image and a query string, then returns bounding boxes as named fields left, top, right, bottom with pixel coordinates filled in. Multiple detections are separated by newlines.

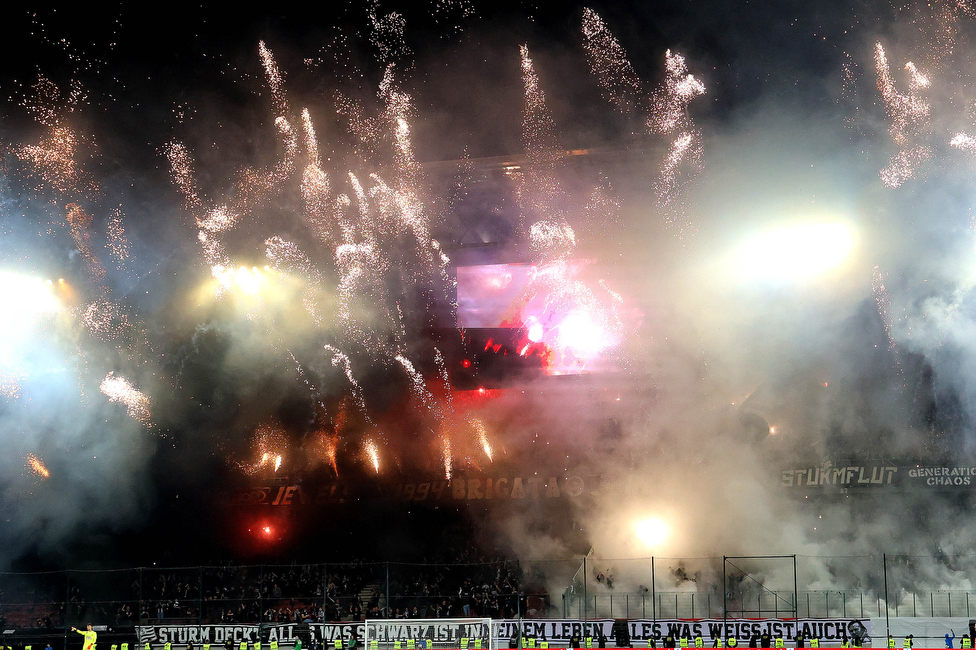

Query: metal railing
left=4, top=554, right=976, bottom=635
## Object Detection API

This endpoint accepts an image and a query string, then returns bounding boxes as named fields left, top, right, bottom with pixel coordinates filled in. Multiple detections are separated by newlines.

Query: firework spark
left=14, top=125, right=96, bottom=198
left=83, top=299, right=131, bottom=341
left=106, top=206, right=131, bottom=268
left=872, top=265, right=905, bottom=381
left=100, top=372, right=151, bottom=426
left=648, top=50, right=706, bottom=137
left=469, top=417, right=493, bottom=462
left=581, top=8, right=642, bottom=114
left=26, top=454, right=50, bottom=479
left=0, top=371, right=23, bottom=399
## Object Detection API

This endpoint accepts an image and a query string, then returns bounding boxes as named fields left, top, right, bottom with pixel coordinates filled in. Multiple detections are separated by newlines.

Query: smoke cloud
left=1, top=0, right=976, bottom=609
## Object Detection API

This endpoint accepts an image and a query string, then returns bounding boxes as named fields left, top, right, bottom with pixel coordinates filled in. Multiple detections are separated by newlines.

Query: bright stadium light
left=635, top=517, right=670, bottom=548
left=733, top=221, right=856, bottom=284
left=0, top=272, right=61, bottom=340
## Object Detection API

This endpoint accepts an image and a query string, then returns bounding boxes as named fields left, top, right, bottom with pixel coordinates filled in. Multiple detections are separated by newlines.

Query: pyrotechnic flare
left=243, top=422, right=289, bottom=475
left=442, top=436, right=453, bottom=480
left=26, top=454, right=50, bottom=479
left=99, top=372, right=151, bottom=426
left=363, top=438, right=381, bottom=473
left=875, top=43, right=932, bottom=188
left=314, top=432, right=340, bottom=476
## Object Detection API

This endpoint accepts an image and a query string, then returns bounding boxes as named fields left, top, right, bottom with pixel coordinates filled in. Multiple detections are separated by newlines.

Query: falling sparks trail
left=875, top=43, right=932, bottom=188
left=581, top=8, right=642, bottom=114
left=872, top=265, right=905, bottom=381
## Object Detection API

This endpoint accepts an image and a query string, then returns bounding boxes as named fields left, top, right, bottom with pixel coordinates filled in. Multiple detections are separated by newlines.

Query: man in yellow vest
left=680, top=638, right=689, bottom=648
left=694, top=638, right=703, bottom=648
left=903, top=636, right=913, bottom=648
left=72, top=625, right=97, bottom=650
left=726, top=639, right=737, bottom=648
left=809, top=638, right=819, bottom=649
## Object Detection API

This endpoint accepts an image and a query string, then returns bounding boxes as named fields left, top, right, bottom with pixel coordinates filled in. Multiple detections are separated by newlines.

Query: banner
left=781, top=462, right=976, bottom=491
left=493, top=619, right=872, bottom=645
left=230, top=476, right=594, bottom=507
left=136, top=619, right=872, bottom=647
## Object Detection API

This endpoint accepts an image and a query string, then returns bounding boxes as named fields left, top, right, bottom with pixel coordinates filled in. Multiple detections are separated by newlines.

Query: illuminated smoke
left=265, top=236, right=325, bottom=322
left=875, top=43, right=932, bottom=188
left=99, top=372, right=151, bottom=426
left=25, top=454, right=50, bottom=479
left=66, top=203, right=107, bottom=290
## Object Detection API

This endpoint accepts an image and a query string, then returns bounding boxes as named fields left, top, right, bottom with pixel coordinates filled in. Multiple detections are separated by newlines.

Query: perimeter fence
left=3, top=554, right=976, bottom=634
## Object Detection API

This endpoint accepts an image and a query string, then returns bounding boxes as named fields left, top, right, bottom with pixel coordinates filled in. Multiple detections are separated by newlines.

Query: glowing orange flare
left=364, top=439, right=380, bottom=473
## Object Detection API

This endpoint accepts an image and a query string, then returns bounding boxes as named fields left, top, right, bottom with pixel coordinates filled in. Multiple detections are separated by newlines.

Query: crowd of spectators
left=0, top=557, right=550, bottom=629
